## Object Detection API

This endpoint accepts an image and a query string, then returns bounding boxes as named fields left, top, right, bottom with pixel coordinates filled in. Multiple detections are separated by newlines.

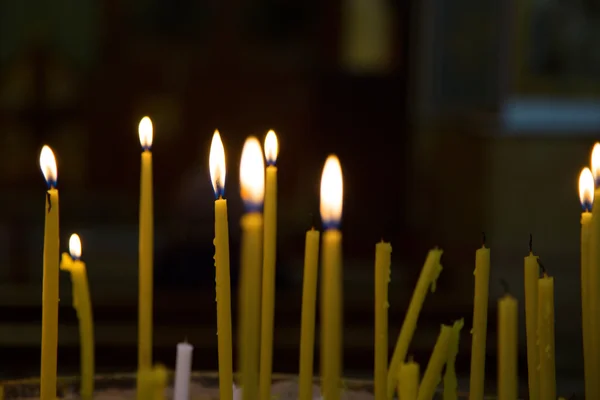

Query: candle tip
left=537, top=258, right=547, bottom=276
left=500, top=279, right=510, bottom=295
left=482, top=231, right=486, bottom=247
left=528, top=233, right=533, bottom=253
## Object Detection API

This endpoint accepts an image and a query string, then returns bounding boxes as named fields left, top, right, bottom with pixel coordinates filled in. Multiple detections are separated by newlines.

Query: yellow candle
left=469, top=241, right=490, bottom=400
left=443, top=319, right=463, bottom=400
left=589, top=142, right=600, bottom=394
left=375, top=241, right=392, bottom=400
left=387, top=249, right=443, bottom=398
left=298, top=228, right=320, bottom=400
left=39, top=145, right=60, bottom=400
left=397, top=359, right=419, bottom=400
left=259, top=130, right=279, bottom=400
left=579, top=167, right=595, bottom=400
left=417, top=324, right=452, bottom=400
left=153, top=364, right=168, bottom=400
left=137, top=368, right=154, bottom=400
left=239, top=137, right=265, bottom=400
left=320, top=155, right=344, bottom=400
left=60, top=234, right=95, bottom=400
left=210, top=131, right=234, bottom=400
left=537, top=274, right=556, bottom=400
left=498, top=293, right=518, bottom=400
left=523, top=244, right=539, bottom=400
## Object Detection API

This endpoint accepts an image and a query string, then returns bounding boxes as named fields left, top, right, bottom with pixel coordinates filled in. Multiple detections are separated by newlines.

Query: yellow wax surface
left=215, top=198, right=233, bottom=400
left=387, top=249, right=443, bottom=398
left=375, top=241, right=392, bottom=400
left=498, top=295, right=518, bottom=400
left=417, top=324, right=452, bottom=400
left=240, top=212, right=263, bottom=400
left=260, top=165, right=278, bottom=400
left=469, top=245, right=490, bottom=400
left=523, top=252, right=539, bottom=400
left=397, top=361, right=419, bottom=400
left=581, top=212, right=595, bottom=399
left=153, top=364, right=168, bottom=400
left=538, top=276, right=556, bottom=400
left=588, top=187, right=600, bottom=398
left=298, top=229, right=321, bottom=400
left=321, top=229, right=342, bottom=400
left=443, top=319, right=464, bottom=400
left=41, top=188, right=59, bottom=400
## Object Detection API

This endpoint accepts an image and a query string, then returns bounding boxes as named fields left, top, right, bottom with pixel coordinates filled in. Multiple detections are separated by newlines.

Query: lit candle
left=387, top=249, right=443, bottom=398
left=39, top=145, right=60, bottom=400
left=589, top=142, right=600, bottom=395
left=523, top=237, right=539, bottom=400
left=498, top=292, right=518, bottom=400
left=417, top=324, right=452, bottom=400
left=259, top=130, right=279, bottom=400
left=298, top=227, right=320, bottom=400
left=537, top=272, right=556, bottom=400
left=320, top=155, right=344, bottom=400
left=443, top=318, right=463, bottom=400
left=174, top=341, right=194, bottom=400
left=375, top=240, right=392, bottom=400
left=239, top=137, right=265, bottom=400
left=60, top=234, right=95, bottom=400
left=210, top=131, right=234, bottom=400
left=579, top=167, right=595, bottom=399
left=397, top=359, right=419, bottom=400
left=469, top=236, right=490, bottom=400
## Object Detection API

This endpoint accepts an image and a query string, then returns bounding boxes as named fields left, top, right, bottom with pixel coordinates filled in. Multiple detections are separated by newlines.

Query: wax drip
left=500, top=279, right=510, bottom=295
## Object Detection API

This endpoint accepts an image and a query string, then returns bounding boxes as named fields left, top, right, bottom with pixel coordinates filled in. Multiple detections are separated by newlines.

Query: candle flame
left=69, top=234, right=82, bottom=259
left=320, top=155, right=343, bottom=229
left=579, top=167, right=594, bottom=211
left=592, top=143, right=600, bottom=184
left=138, top=116, right=153, bottom=150
left=39, top=145, right=57, bottom=187
left=240, top=136, right=265, bottom=210
left=264, top=130, right=279, bottom=165
left=209, top=130, right=226, bottom=198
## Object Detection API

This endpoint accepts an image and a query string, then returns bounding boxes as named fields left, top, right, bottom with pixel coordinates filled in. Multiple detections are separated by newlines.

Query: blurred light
left=69, top=234, right=82, bottom=260
left=580, top=167, right=594, bottom=211
left=320, top=155, right=343, bottom=229
left=240, top=137, right=265, bottom=210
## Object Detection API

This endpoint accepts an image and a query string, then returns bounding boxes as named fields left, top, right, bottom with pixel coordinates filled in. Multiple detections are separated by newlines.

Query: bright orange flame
left=138, top=116, right=153, bottom=149
left=264, top=130, right=279, bottom=165
left=579, top=167, right=594, bottom=210
left=320, top=155, right=343, bottom=227
left=592, top=143, right=600, bottom=182
left=240, top=136, right=265, bottom=207
left=39, top=145, right=57, bottom=185
left=209, top=130, right=226, bottom=197
left=69, top=234, right=82, bottom=259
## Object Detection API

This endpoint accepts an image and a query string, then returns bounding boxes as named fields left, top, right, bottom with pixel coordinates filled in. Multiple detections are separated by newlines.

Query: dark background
left=0, top=0, right=597, bottom=396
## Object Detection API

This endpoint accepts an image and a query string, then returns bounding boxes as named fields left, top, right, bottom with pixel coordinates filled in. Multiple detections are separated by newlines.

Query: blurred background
left=0, top=0, right=598, bottom=395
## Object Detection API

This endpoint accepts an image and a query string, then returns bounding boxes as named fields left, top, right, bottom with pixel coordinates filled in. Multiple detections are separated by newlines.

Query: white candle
left=174, top=341, right=194, bottom=400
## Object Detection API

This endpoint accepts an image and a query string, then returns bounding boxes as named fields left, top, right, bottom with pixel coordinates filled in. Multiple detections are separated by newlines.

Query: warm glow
left=209, top=130, right=226, bottom=197
left=264, top=130, right=279, bottom=165
left=580, top=167, right=595, bottom=211
left=240, top=136, right=265, bottom=208
left=138, top=116, right=153, bottom=150
left=69, top=234, right=82, bottom=259
left=320, top=155, right=343, bottom=228
left=592, top=143, right=600, bottom=182
left=39, top=145, right=57, bottom=186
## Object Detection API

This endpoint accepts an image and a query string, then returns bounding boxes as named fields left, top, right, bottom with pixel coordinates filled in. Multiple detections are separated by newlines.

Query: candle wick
left=482, top=231, right=486, bottom=247
left=500, top=279, right=510, bottom=295
left=309, top=212, right=317, bottom=231
left=528, top=233, right=533, bottom=253
left=46, top=191, right=52, bottom=212
left=538, top=258, right=547, bottom=276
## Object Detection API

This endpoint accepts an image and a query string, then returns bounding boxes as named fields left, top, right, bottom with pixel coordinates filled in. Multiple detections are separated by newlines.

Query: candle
left=174, top=342, right=194, bottom=400
left=589, top=142, right=600, bottom=395
left=523, top=239, right=539, bottom=400
left=579, top=167, right=595, bottom=399
left=469, top=238, right=491, bottom=400
left=537, top=273, right=556, bottom=400
left=397, top=359, right=419, bottom=400
left=374, top=240, right=392, bottom=400
left=498, top=293, right=518, bottom=400
left=210, top=131, right=234, bottom=400
left=259, top=130, right=279, bottom=400
left=298, top=227, right=320, bottom=400
left=443, top=318, right=463, bottom=400
left=153, top=364, right=168, bottom=400
left=60, top=234, right=95, bottom=400
left=387, top=249, right=443, bottom=398
left=239, top=137, right=265, bottom=400
left=320, top=155, right=344, bottom=400
left=39, top=145, right=60, bottom=400
left=417, top=324, right=452, bottom=400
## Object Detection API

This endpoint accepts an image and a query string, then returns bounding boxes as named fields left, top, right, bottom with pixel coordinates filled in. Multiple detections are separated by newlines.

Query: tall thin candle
left=538, top=273, right=556, bottom=400
left=374, top=241, right=392, bottom=400
left=523, top=237, right=539, bottom=400
left=498, top=292, right=518, bottom=400
left=417, top=324, right=452, bottom=400
left=589, top=143, right=600, bottom=393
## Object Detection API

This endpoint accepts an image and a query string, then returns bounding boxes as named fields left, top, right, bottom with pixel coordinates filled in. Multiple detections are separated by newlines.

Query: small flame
left=320, top=155, right=343, bottom=229
left=264, top=130, right=279, bottom=165
left=209, top=130, right=226, bottom=198
left=240, top=136, right=265, bottom=209
left=138, top=116, right=153, bottom=150
left=69, top=234, right=82, bottom=259
left=579, top=167, right=594, bottom=211
left=39, top=145, right=57, bottom=187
